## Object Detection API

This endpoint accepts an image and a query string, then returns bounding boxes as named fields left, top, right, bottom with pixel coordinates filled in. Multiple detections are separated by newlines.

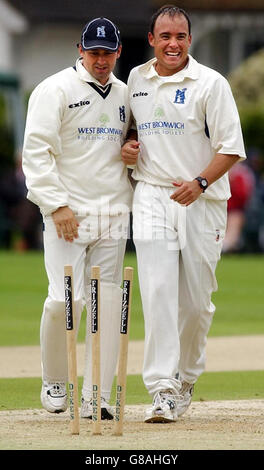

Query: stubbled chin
left=164, top=60, right=182, bottom=69
left=94, top=67, right=108, bottom=74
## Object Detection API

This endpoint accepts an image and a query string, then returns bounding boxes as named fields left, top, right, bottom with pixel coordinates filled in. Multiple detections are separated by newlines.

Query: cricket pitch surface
left=1, top=336, right=264, bottom=450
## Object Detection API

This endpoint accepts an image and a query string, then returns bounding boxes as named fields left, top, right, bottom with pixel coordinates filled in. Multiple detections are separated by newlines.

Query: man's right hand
left=122, top=140, right=140, bottom=166
left=52, top=206, right=79, bottom=242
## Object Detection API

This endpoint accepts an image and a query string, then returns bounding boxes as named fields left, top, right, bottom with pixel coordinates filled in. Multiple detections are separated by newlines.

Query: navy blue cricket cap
left=80, top=17, right=121, bottom=51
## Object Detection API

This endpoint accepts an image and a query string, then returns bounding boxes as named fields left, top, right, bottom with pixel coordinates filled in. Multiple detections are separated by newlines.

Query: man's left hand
left=170, top=180, right=203, bottom=206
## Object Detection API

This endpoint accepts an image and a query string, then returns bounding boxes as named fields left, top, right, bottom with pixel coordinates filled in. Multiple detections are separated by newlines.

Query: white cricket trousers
left=133, top=182, right=227, bottom=396
left=41, top=212, right=128, bottom=401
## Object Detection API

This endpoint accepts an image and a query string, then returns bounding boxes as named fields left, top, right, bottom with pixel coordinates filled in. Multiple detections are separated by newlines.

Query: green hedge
left=229, top=48, right=264, bottom=155
left=239, top=106, right=264, bottom=154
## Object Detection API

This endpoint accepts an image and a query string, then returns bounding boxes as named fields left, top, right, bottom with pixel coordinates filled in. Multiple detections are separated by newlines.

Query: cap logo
left=81, top=18, right=120, bottom=51
left=97, top=26, right=106, bottom=38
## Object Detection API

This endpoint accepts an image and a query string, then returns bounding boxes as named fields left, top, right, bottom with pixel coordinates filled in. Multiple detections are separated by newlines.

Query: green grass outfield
left=1, top=371, right=263, bottom=411
left=1, top=250, right=264, bottom=345
left=0, top=250, right=264, bottom=408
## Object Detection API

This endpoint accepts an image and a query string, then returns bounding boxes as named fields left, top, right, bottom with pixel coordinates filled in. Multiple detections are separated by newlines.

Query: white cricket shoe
left=144, top=390, right=178, bottom=423
left=80, top=397, right=114, bottom=420
left=177, top=381, right=194, bottom=417
left=41, top=382, right=67, bottom=413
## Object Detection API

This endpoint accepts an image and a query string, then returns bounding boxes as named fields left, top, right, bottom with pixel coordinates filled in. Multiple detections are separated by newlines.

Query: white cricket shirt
left=128, top=55, right=246, bottom=200
left=22, top=58, right=132, bottom=216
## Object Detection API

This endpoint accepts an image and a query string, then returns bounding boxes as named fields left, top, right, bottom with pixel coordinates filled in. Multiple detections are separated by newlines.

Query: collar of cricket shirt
left=139, top=54, right=199, bottom=83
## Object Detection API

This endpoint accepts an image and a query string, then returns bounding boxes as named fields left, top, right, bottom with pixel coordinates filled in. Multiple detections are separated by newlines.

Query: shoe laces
left=47, top=383, right=65, bottom=396
left=154, top=390, right=182, bottom=411
left=180, top=381, right=194, bottom=396
left=81, top=397, right=92, bottom=413
left=82, top=396, right=109, bottom=409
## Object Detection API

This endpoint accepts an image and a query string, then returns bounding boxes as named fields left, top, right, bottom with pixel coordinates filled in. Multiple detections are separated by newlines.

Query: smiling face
left=148, top=13, right=192, bottom=76
left=79, top=45, right=122, bottom=84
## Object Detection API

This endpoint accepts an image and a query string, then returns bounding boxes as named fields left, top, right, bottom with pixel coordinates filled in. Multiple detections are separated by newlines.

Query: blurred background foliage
left=0, top=27, right=264, bottom=253
left=229, top=48, right=264, bottom=154
left=0, top=94, right=15, bottom=169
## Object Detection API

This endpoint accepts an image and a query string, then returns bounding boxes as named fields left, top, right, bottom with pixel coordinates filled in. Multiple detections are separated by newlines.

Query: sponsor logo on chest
left=173, top=88, right=187, bottom=104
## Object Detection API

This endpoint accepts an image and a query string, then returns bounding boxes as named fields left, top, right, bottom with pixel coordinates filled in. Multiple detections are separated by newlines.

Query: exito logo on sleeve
left=69, top=100, right=90, bottom=108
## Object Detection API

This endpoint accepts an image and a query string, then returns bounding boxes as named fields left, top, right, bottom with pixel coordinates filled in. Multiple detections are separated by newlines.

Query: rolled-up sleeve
left=205, top=76, right=246, bottom=161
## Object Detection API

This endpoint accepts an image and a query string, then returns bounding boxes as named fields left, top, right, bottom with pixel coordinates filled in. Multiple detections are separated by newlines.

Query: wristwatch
left=195, top=176, right=208, bottom=192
